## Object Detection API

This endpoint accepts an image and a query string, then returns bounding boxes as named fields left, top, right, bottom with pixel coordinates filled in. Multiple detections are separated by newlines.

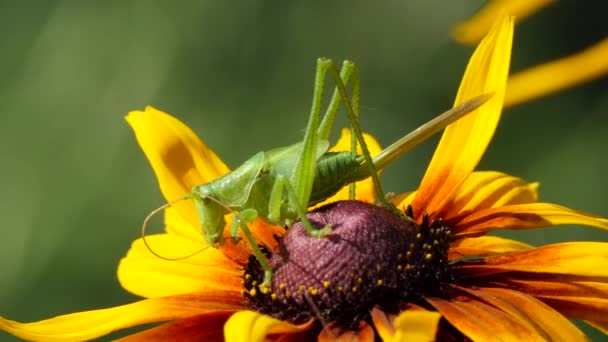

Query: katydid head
left=190, top=187, right=229, bottom=247
left=139, top=192, right=249, bottom=265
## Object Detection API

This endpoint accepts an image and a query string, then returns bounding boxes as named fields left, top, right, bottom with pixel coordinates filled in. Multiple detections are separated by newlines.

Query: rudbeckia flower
left=2, top=15, right=607, bottom=341
left=453, top=1, right=608, bottom=108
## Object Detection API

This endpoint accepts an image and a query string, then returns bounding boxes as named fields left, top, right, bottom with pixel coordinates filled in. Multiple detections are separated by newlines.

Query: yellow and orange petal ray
left=438, top=171, right=539, bottom=221
left=393, top=171, right=539, bottom=216
left=453, top=0, right=555, bottom=45
left=313, top=129, right=382, bottom=208
left=451, top=203, right=608, bottom=238
left=480, top=277, right=608, bottom=333
left=410, top=16, right=513, bottom=221
left=458, top=286, right=588, bottom=341
left=126, top=106, right=230, bottom=232
left=0, top=292, right=244, bottom=342
left=448, top=235, right=533, bottom=260
left=425, top=293, right=549, bottom=341
left=454, top=242, right=608, bottom=278
left=506, top=38, right=608, bottom=108
left=318, top=322, right=374, bottom=342
left=370, top=308, right=396, bottom=341
left=117, top=311, right=233, bottom=342
left=223, top=310, right=313, bottom=342
left=117, top=234, right=242, bottom=299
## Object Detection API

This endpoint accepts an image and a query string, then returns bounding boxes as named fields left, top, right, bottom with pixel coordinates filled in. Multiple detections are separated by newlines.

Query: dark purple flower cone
left=243, top=200, right=451, bottom=328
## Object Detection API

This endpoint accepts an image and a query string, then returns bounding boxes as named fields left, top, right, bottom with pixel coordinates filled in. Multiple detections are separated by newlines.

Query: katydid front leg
left=232, top=208, right=274, bottom=287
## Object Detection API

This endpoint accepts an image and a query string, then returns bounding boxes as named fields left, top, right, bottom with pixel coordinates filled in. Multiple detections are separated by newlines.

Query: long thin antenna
left=141, top=194, right=214, bottom=261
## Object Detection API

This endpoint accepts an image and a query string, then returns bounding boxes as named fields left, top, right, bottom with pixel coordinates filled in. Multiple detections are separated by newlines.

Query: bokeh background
left=1, top=1, right=606, bottom=340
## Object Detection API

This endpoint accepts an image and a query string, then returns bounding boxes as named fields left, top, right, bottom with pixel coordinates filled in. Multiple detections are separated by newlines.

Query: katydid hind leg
left=326, top=60, right=389, bottom=206
left=317, top=60, right=355, bottom=140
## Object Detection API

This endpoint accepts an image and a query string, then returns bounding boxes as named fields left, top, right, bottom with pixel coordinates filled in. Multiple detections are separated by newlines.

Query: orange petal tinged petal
left=449, top=235, right=533, bottom=260
left=411, top=16, right=513, bottom=220
left=440, top=171, right=538, bottom=221
left=371, top=308, right=396, bottom=341
left=464, top=287, right=587, bottom=341
left=118, top=311, right=232, bottom=342
left=426, top=294, right=545, bottom=341
left=452, top=203, right=608, bottom=237
left=456, top=242, right=608, bottom=278
left=0, top=293, right=243, bottom=342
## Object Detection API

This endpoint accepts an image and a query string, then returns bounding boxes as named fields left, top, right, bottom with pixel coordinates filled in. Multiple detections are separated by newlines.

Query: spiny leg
left=317, top=60, right=355, bottom=140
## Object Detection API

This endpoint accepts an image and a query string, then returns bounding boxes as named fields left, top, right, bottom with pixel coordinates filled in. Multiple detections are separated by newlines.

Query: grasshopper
left=142, top=58, right=491, bottom=287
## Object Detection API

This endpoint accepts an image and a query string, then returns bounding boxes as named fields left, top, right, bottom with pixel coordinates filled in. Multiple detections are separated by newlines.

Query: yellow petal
left=506, top=38, right=608, bottom=107
left=164, top=205, right=205, bottom=242
left=313, top=128, right=382, bottom=207
left=410, top=16, right=514, bottom=220
left=452, top=202, right=608, bottom=237
left=0, top=293, right=243, bottom=342
left=455, top=242, right=608, bottom=278
left=223, top=311, right=312, bottom=342
left=126, top=106, right=231, bottom=228
left=117, top=234, right=242, bottom=298
left=448, top=235, right=533, bottom=260
left=453, top=0, right=555, bottom=45
left=466, top=287, right=588, bottom=341
left=392, top=310, right=441, bottom=342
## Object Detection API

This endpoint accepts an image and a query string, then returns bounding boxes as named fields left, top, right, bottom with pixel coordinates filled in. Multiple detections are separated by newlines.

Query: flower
left=2, top=15, right=608, bottom=341
left=453, top=0, right=608, bottom=108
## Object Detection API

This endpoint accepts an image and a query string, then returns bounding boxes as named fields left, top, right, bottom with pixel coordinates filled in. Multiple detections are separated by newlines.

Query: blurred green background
left=1, top=1, right=606, bottom=341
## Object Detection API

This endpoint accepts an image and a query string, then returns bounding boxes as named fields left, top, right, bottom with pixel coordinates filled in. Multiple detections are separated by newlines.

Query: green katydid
left=141, top=58, right=491, bottom=288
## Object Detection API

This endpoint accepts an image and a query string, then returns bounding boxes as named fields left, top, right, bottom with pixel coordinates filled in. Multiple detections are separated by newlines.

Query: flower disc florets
left=243, top=200, right=452, bottom=329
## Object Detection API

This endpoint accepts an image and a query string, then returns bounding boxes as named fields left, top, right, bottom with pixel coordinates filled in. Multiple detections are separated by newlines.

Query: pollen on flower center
left=243, top=200, right=452, bottom=329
